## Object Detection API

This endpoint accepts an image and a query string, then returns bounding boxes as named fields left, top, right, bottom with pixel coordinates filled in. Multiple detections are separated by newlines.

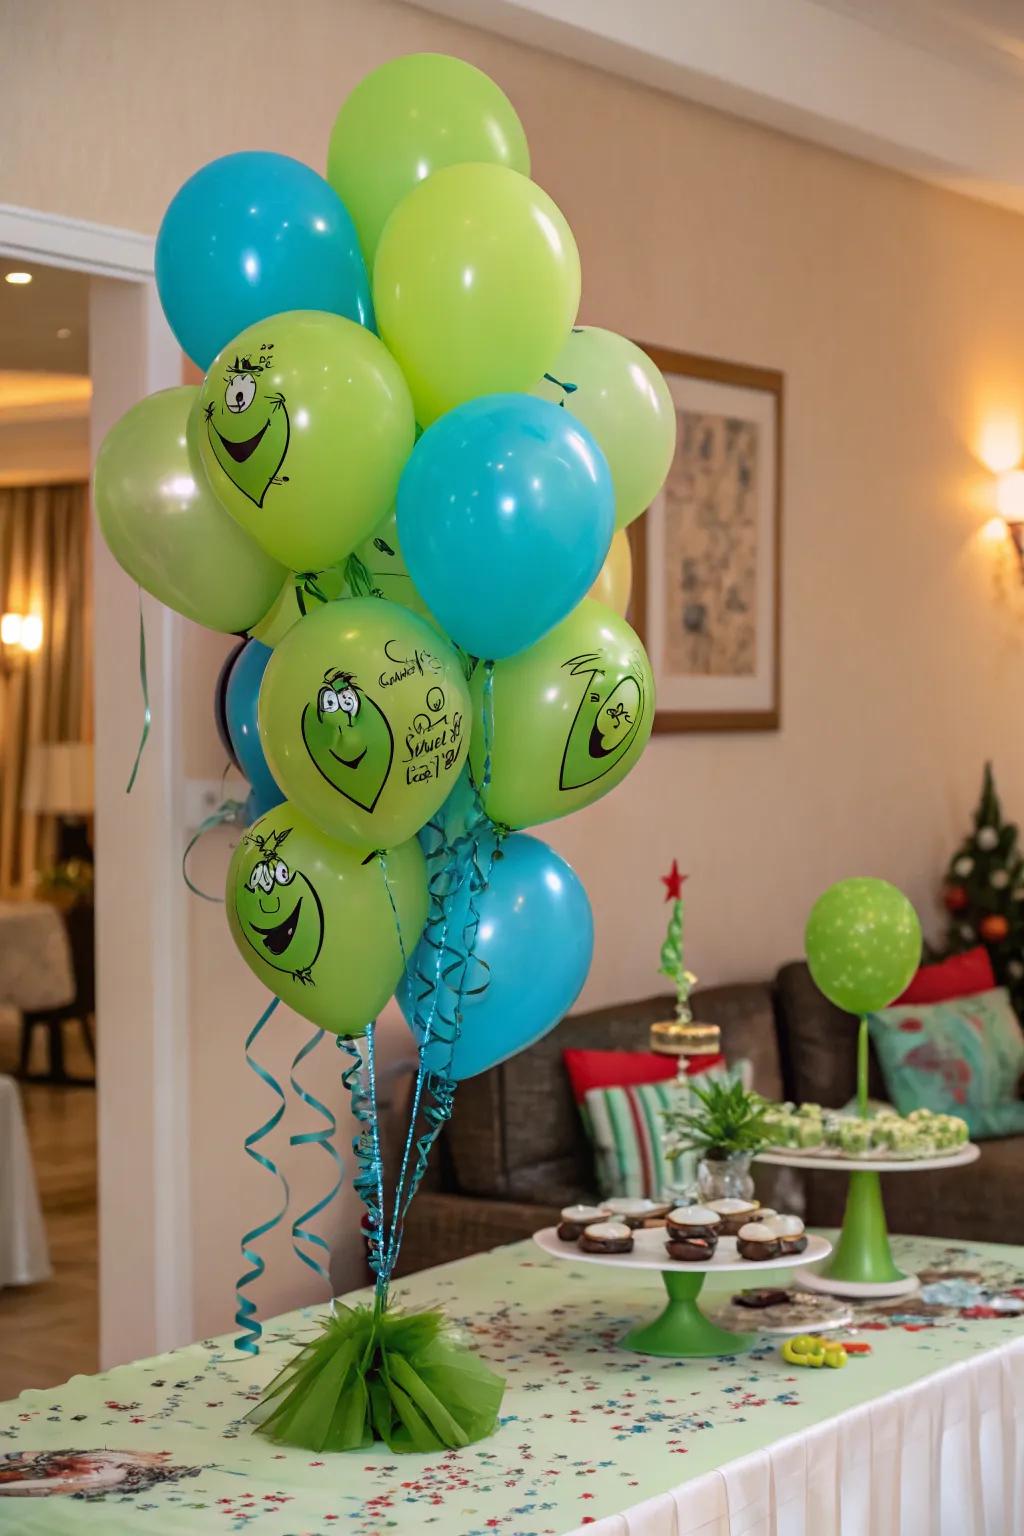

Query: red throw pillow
left=892, top=947, right=996, bottom=1007
left=562, top=1047, right=725, bottom=1105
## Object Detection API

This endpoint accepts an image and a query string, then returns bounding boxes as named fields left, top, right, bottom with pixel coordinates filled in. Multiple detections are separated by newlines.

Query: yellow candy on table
left=780, top=1334, right=848, bottom=1369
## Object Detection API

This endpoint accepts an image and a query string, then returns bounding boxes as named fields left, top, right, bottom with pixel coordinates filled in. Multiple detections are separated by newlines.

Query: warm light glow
left=978, top=418, right=1024, bottom=475
left=997, top=469, right=1024, bottom=526
left=981, top=515, right=1008, bottom=543
left=1, top=612, right=22, bottom=645
left=19, top=615, right=43, bottom=652
left=4, top=271, right=32, bottom=286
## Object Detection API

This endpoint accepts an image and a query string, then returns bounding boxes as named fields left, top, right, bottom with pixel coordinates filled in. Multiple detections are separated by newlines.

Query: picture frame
left=629, top=347, right=783, bottom=733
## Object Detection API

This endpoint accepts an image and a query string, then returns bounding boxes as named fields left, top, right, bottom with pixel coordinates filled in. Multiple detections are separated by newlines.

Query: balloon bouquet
left=94, top=53, right=677, bottom=1454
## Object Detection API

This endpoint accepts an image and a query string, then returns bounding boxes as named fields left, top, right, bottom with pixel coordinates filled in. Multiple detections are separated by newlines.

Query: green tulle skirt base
left=248, top=1299, right=506, bottom=1454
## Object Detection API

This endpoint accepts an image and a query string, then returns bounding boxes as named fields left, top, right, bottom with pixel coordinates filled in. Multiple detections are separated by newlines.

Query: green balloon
left=327, top=52, right=530, bottom=267
left=249, top=564, right=349, bottom=648
left=343, top=509, right=437, bottom=628
left=805, top=878, right=922, bottom=1015
left=468, top=598, right=653, bottom=828
left=259, top=597, right=471, bottom=851
left=533, top=327, right=677, bottom=530
left=194, top=311, right=414, bottom=571
left=95, top=386, right=285, bottom=632
left=373, top=163, right=580, bottom=425
left=226, top=801, right=427, bottom=1036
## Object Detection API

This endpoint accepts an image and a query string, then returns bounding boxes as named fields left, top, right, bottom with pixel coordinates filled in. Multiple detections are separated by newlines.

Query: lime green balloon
left=259, top=597, right=471, bottom=850
left=805, top=878, right=922, bottom=1016
left=249, top=564, right=349, bottom=648
left=95, top=386, right=285, bottom=632
left=227, top=801, right=427, bottom=1035
left=374, top=163, right=580, bottom=425
left=469, top=598, right=653, bottom=828
left=327, top=52, right=530, bottom=267
left=343, top=508, right=437, bottom=627
left=533, top=327, right=677, bottom=529
left=194, top=311, right=414, bottom=570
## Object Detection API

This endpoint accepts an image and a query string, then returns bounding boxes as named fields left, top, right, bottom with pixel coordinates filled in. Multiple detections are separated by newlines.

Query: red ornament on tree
left=979, top=913, right=1010, bottom=943
left=943, top=885, right=969, bottom=913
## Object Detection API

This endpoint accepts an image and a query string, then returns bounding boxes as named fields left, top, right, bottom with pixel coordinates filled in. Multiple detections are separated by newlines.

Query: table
left=0, top=1074, right=50, bottom=1287
left=1, top=1234, right=1022, bottom=1534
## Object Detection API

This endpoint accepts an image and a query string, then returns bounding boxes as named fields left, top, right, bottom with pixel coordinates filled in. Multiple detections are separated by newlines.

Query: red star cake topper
left=661, top=859, right=687, bottom=903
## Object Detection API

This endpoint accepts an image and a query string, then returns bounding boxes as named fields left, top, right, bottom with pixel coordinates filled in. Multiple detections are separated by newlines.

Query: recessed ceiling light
left=56, top=327, right=71, bottom=340
left=5, top=272, right=32, bottom=286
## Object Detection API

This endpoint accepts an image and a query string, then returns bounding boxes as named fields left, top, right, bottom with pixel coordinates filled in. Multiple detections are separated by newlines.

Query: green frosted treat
left=837, top=1118, right=872, bottom=1154
left=796, top=1117, right=824, bottom=1148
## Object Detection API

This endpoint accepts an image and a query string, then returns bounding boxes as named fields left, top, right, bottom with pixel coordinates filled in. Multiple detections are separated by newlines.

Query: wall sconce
left=1, top=611, right=44, bottom=668
left=996, top=471, right=1024, bottom=576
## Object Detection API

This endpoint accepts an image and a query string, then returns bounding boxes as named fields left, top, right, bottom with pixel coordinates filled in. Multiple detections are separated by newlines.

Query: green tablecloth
left=1, top=1234, right=1023, bottom=1534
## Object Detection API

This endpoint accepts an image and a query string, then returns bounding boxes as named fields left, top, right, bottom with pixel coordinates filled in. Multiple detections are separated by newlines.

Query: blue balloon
left=225, top=640, right=284, bottom=819
left=398, top=832, right=593, bottom=1079
left=397, top=394, right=614, bottom=659
left=156, top=151, right=373, bottom=369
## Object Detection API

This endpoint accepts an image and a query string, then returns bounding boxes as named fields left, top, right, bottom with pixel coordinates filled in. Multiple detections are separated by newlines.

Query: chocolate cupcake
left=706, top=1198, right=760, bottom=1237
left=735, top=1221, right=783, bottom=1262
left=665, top=1234, right=717, bottom=1263
left=579, top=1220, right=634, bottom=1255
left=665, top=1205, right=722, bottom=1246
left=556, top=1204, right=611, bottom=1242
left=765, top=1214, right=807, bottom=1256
left=604, top=1197, right=667, bottom=1229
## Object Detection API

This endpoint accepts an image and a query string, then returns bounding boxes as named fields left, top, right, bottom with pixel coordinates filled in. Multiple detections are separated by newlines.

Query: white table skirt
left=581, top=1335, right=1024, bottom=1536
left=0, top=1074, right=51, bottom=1287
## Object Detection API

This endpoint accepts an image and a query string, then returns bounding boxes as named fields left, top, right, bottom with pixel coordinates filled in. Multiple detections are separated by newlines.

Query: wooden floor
left=0, top=1018, right=97, bottom=1400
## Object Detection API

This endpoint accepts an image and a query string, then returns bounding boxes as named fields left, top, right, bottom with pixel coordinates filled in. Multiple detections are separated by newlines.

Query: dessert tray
left=758, top=1144, right=980, bottom=1173
left=533, top=1225, right=832, bottom=1357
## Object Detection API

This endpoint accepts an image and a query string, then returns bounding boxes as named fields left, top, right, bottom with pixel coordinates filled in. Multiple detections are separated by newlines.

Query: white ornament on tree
left=990, top=869, right=1011, bottom=889
left=954, top=855, right=975, bottom=877
left=976, top=827, right=999, bottom=851
left=959, top=923, right=975, bottom=941
left=1009, top=960, right=1024, bottom=980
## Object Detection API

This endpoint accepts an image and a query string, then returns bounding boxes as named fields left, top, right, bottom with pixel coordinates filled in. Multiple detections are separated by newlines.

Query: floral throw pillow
left=868, top=987, right=1024, bottom=1138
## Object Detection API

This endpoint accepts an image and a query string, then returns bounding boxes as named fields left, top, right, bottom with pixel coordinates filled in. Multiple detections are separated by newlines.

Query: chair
left=18, top=903, right=95, bottom=1086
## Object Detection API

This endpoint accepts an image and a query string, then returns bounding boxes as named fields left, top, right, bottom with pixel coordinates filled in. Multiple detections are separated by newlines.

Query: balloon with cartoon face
left=193, top=311, right=415, bottom=572
left=227, top=801, right=427, bottom=1035
left=468, top=597, right=654, bottom=828
left=259, top=597, right=471, bottom=851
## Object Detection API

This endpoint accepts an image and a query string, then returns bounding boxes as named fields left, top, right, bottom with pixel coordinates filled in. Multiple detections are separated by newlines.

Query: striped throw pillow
left=582, top=1061, right=753, bottom=1202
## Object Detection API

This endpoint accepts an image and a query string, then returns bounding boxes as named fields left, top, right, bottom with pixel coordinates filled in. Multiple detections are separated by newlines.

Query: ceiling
left=816, top=0, right=1024, bottom=82
left=0, top=260, right=89, bottom=375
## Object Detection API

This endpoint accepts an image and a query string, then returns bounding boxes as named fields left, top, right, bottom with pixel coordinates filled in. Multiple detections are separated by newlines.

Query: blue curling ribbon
left=336, top=1026, right=386, bottom=1286
left=125, top=588, right=151, bottom=794
left=288, top=1028, right=344, bottom=1291
left=234, top=996, right=290, bottom=1357
left=182, top=798, right=249, bottom=902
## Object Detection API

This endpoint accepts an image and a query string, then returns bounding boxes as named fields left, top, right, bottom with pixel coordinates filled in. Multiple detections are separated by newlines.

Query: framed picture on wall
left=629, top=347, right=783, bottom=733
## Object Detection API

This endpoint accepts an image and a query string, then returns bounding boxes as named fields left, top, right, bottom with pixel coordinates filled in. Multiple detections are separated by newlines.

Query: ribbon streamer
left=234, top=996, right=290, bottom=1356
left=125, top=589, right=151, bottom=793
left=337, top=1026, right=386, bottom=1287
left=288, top=1028, right=344, bottom=1290
left=182, top=798, right=249, bottom=902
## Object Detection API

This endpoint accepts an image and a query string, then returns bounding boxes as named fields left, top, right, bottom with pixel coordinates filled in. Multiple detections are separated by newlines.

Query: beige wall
left=8, top=0, right=1024, bottom=1337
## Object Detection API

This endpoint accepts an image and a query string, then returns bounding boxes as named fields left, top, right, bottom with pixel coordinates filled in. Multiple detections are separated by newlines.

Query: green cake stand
left=533, top=1227, right=832, bottom=1357
left=757, top=1144, right=979, bottom=1299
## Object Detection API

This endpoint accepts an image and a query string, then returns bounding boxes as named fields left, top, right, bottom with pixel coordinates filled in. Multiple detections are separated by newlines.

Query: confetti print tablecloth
left=1, top=1234, right=1023, bottom=1536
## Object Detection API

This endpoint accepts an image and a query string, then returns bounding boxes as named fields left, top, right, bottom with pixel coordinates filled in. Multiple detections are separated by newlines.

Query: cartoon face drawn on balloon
left=559, top=650, right=646, bottom=791
left=300, top=666, right=395, bottom=812
left=202, top=342, right=289, bottom=507
left=233, top=826, right=324, bottom=984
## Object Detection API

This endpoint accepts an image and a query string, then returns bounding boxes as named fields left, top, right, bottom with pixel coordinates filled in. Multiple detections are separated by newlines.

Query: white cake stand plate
left=533, top=1226, right=832, bottom=1357
left=757, top=1144, right=979, bottom=1300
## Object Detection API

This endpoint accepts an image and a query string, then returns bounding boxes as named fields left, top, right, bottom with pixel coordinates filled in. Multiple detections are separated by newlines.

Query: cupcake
left=764, top=1213, right=807, bottom=1256
left=578, top=1220, right=634, bottom=1255
left=707, top=1198, right=760, bottom=1236
left=665, top=1206, right=722, bottom=1245
left=604, top=1197, right=668, bottom=1229
left=556, top=1204, right=610, bottom=1242
left=736, top=1221, right=783, bottom=1262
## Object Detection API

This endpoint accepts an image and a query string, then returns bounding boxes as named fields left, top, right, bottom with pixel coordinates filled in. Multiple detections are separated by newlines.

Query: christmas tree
left=659, top=859, right=696, bottom=1021
left=942, top=762, right=1024, bottom=1016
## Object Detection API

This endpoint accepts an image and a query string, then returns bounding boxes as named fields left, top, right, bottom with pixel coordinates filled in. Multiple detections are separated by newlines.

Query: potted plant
left=662, top=1077, right=771, bottom=1202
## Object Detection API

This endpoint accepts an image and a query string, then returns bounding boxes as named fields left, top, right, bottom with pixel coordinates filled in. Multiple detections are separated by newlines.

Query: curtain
left=0, top=483, right=93, bottom=896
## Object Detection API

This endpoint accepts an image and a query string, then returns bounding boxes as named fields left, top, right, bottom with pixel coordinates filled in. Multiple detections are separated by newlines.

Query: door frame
left=0, top=203, right=192, bottom=1363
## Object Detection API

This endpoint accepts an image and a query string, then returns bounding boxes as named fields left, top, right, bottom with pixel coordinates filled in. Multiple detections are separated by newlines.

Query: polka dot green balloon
left=805, top=877, right=922, bottom=1015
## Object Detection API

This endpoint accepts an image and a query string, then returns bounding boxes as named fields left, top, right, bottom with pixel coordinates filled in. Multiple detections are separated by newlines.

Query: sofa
left=389, top=964, right=1017, bottom=1278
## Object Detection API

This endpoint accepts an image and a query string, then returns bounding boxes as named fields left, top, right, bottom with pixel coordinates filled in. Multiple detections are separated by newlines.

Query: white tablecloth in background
left=0, top=900, right=74, bottom=1011
left=581, top=1336, right=1024, bottom=1536
left=0, top=1074, right=50, bottom=1287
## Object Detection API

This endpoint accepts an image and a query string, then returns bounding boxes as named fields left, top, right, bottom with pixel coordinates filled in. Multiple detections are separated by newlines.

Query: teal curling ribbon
left=234, top=996, right=290, bottom=1357
left=125, top=588, right=151, bottom=793
left=182, top=798, right=249, bottom=902
left=288, top=1028, right=344, bottom=1291
left=337, top=1025, right=386, bottom=1284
